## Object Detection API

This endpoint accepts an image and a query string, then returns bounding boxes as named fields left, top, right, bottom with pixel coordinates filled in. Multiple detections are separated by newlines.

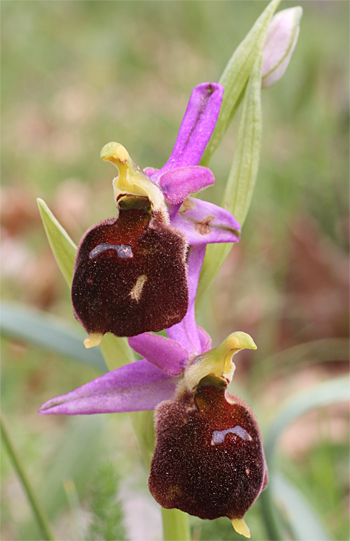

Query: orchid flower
left=71, top=82, right=240, bottom=348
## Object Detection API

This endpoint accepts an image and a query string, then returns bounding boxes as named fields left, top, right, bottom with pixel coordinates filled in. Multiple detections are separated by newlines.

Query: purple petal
left=158, top=166, right=215, bottom=204
left=170, top=197, right=241, bottom=245
left=39, top=360, right=178, bottom=415
left=152, top=83, right=224, bottom=176
left=166, top=245, right=206, bottom=357
left=128, top=333, right=188, bottom=376
left=198, top=327, right=212, bottom=353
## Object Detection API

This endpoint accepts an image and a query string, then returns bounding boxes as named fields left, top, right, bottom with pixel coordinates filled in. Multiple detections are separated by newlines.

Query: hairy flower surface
left=149, top=385, right=267, bottom=538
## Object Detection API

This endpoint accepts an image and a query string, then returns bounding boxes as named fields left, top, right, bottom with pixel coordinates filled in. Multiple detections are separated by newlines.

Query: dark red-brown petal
left=72, top=207, right=188, bottom=338
left=149, top=385, right=267, bottom=521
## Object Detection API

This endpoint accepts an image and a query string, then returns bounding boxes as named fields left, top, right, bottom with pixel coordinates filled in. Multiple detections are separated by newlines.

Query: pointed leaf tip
left=37, top=197, right=77, bottom=287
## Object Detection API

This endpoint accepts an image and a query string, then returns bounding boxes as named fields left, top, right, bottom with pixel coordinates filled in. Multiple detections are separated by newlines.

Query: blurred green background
left=1, top=1, right=349, bottom=540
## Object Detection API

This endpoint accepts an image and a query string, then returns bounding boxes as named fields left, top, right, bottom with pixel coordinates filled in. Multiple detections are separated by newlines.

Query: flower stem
left=1, top=415, right=56, bottom=541
left=161, top=508, right=191, bottom=541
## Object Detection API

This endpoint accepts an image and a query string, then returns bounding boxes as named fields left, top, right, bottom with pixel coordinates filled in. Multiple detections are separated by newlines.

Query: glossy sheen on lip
left=149, top=385, right=267, bottom=521
left=72, top=207, right=188, bottom=338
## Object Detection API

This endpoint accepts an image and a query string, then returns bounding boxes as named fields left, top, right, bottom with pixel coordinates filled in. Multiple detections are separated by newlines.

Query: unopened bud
left=262, top=7, right=303, bottom=88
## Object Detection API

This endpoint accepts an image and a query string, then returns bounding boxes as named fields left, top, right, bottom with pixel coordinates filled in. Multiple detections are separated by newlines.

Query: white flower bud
left=262, top=7, right=303, bottom=88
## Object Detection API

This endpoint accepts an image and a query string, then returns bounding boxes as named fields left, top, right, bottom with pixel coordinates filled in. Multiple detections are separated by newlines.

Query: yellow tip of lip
left=226, top=331, right=257, bottom=352
left=231, top=518, right=251, bottom=538
left=100, top=142, right=130, bottom=164
left=84, top=333, right=103, bottom=349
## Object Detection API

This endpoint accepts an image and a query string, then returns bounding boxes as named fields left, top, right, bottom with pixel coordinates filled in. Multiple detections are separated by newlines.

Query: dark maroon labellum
left=72, top=205, right=188, bottom=337
left=149, top=385, right=267, bottom=521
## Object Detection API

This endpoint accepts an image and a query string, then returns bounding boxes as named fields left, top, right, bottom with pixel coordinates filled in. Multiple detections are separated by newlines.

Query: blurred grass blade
left=1, top=415, right=56, bottom=541
left=265, top=375, right=350, bottom=465
left=37, top=198, right=77, bottom=287
left=273, top=472, right=330, bottom=541
left=197, top=53, right=263, bottom=306
left=87, top=463, right=128, bottom=541
left=201, top=0, right=280, bottom=166
left=19, top=416, right=105, bottom=540
left=37, top=198, right=135, bottom=370
left=1, top=302, right=106, bottom=372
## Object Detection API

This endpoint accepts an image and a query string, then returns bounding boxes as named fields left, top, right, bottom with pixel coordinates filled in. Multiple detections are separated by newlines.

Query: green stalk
left=162, top=508, right=191, bottom=541
left=1, top=415, right=56, bottom=541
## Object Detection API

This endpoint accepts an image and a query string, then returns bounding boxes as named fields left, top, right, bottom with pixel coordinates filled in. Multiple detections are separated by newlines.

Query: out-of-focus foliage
left=1, top=2, right=349, bottom=540
left=86, top=463, right=128, bottom=541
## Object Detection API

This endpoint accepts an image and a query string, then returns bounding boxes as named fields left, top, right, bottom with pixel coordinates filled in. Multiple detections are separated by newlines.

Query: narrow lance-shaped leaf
left=201, top=0, right=281, bottom=166
left=37, top=198, right=135, bottom=370
left=197, top=53, right=263, bottom=306
left=37, top=198, right=77, bottom=287
left=264, top=375, right=350, bottom=466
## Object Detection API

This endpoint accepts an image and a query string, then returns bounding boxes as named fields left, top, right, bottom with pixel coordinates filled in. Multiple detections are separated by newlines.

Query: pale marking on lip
left=89, top=243, right=133, bottom=260
left=211, top=425, right=252, bottom=445
left=130, top=274, right=148, bottom=302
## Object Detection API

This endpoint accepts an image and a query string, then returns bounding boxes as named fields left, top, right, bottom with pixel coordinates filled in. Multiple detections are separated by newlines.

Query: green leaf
left=222, top=54, right=263, bottom=225
left=201, top=0, right=281, bottom=166
left=197, top=52, right=263, bottom=306
left=1, top=302, right=106, bottom=372
left=272, top=472, right=330, bottom=541
left=265, top=375, right=350, bottom=465
left=37, top=198, right=77, bottom=287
